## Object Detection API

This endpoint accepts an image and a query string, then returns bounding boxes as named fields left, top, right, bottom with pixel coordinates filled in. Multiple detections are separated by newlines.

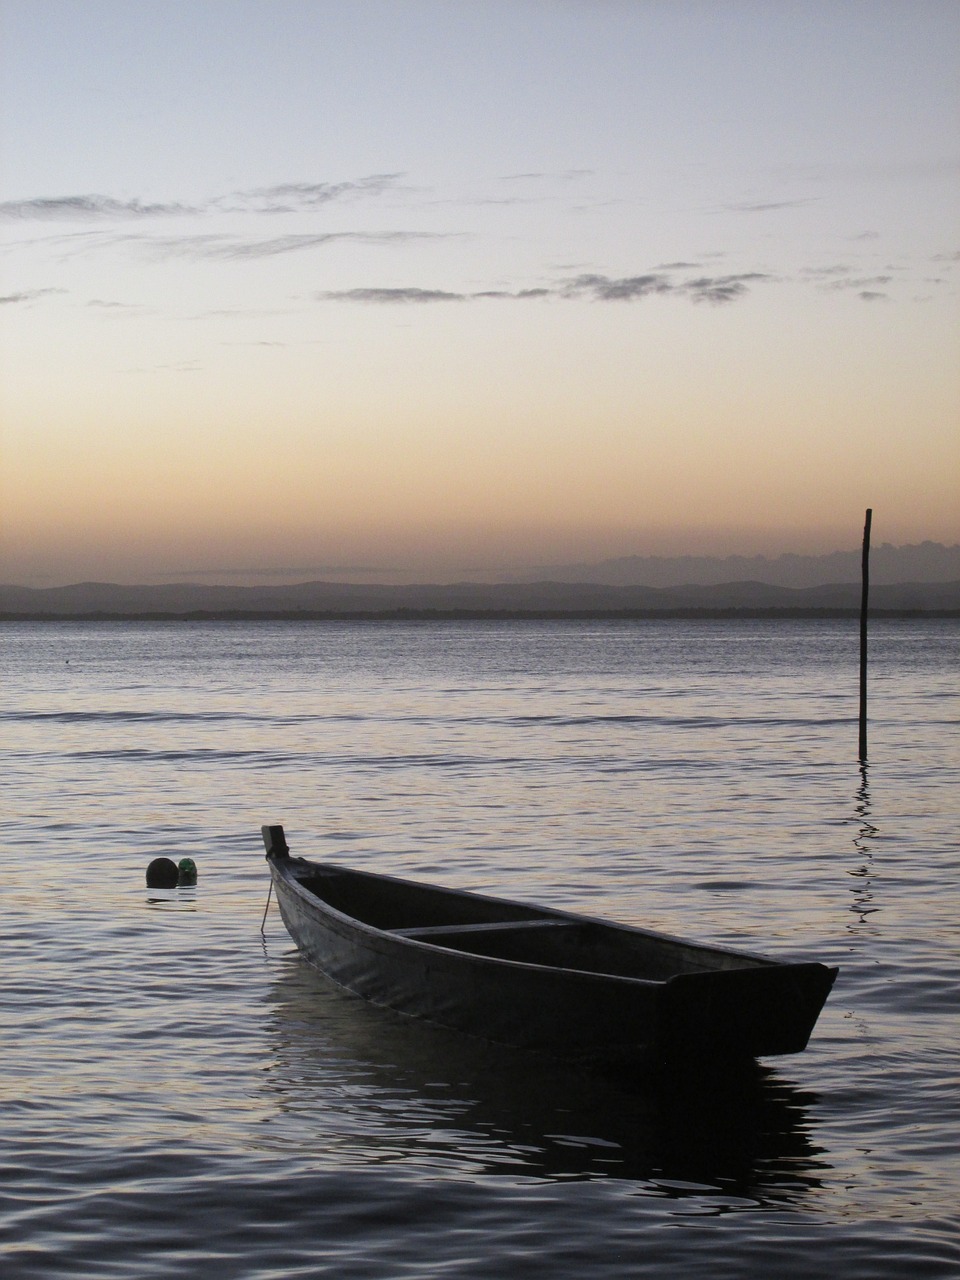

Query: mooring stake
left=859, top=508, right=872, bottom=762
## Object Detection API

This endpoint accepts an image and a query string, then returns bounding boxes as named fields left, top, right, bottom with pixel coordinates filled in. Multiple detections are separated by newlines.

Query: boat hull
left=264, top=833, right=837, bottom=1068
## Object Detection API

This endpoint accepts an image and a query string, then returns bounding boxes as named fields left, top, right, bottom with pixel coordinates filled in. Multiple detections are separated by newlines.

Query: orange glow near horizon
left=2, top=5, right=958, bottom=587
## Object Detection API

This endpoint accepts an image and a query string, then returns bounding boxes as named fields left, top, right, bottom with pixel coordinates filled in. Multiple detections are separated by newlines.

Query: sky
left=1, top=0, right=958, bottom=586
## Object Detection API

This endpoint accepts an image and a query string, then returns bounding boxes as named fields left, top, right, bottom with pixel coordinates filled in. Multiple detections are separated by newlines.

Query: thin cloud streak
left=0, top=195, right=200, bottom=220
left=723, top=198, right=816, bottom=213
left=220, top=174, right=405, bottom=212
left=500, top=169, right=594, bottom=181
left=569, top=272, right=773, bottom=305
left=3, top=227, right=454, bottom=265
left=317, top=270, right=774, bottom=307
left=0, top=175, right=406, bottom=223
left=0, top=287, right=64, bottom=304
left=562, top=273, right=673, bottom=301
left=317, top=287, right=467, bottom=304
left=824, top=275, right=893, bottom=291
left=143, top=230, right=451, bottom=261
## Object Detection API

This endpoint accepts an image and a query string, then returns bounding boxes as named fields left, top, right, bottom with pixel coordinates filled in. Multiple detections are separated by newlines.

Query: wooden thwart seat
left=390, top=918, right=578, bottom=940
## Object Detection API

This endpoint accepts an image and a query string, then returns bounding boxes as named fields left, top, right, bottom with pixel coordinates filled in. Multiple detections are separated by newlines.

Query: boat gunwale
left=269, top=854, right=785, bottom=986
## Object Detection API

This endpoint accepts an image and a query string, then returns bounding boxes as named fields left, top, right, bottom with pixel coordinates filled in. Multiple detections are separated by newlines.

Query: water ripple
left=1, top=617, right=957, bottom=1278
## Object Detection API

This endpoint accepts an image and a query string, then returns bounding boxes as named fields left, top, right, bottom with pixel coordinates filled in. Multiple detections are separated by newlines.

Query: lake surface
left=2, top=618, right=958, bottom=1278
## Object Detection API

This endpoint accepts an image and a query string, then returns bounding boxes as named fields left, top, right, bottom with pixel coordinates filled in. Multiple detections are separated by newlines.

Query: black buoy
left=146, top=856, right=180, bottom=888
left=177, top=857, right=197, bottom=885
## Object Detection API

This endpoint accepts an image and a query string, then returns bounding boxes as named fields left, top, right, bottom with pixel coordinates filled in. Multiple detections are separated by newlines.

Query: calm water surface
left=2, top=619, right=958, bottom=1278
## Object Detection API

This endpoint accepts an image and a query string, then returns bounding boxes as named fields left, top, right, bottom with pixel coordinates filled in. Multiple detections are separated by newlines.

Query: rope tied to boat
left=260, top=877, right=273, bottom=935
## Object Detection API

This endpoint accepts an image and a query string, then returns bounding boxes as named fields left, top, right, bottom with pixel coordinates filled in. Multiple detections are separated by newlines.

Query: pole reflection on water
left=847, top=763, right=880, bottom=928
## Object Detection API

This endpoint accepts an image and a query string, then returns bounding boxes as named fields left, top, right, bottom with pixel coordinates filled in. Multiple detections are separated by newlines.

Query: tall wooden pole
left=859, top=508, right=872, bottom=761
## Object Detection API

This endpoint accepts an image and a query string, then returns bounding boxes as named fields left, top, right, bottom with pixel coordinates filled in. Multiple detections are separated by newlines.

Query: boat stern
left=659, top=961, right=838, bottom=1060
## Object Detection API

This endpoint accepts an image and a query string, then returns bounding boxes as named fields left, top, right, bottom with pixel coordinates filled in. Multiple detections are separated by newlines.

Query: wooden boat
left=262, top=825, right=838, bottom=1067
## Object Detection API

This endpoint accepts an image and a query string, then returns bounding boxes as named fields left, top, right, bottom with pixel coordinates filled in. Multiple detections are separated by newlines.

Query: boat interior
left=290, top=862, right=766, bottom=982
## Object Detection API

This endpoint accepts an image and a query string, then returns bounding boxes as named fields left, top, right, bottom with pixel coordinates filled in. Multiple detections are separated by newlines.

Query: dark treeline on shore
left=2, top=576, right=958, bottom=619
left=3, top=607, right=958, bottom=623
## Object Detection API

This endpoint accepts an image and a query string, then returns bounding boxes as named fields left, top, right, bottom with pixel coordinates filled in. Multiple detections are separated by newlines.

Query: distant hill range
left=3, top=542, right=957, bottom=616
left=515, top=542, right=960, bottom=587
left=2, top=555, right=959, bottom=618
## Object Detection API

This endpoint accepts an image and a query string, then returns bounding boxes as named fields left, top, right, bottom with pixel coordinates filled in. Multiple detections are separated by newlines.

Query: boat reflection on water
left=259, top=958, right=830, bottom=1200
